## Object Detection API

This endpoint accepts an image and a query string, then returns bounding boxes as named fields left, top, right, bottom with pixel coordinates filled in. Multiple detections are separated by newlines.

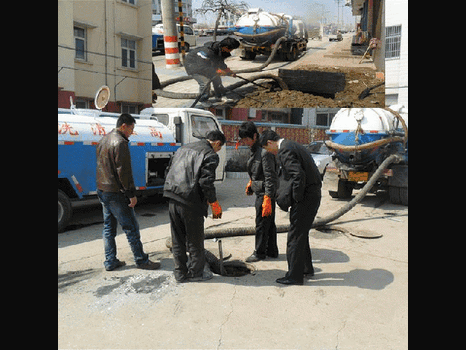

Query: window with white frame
left=122, top=0, right=136, bottom=4
left=74, top=26, right=87, bottom=60
left=121, top=38, right=137, bottom=68
left=385, top=25, right=402, bottom=59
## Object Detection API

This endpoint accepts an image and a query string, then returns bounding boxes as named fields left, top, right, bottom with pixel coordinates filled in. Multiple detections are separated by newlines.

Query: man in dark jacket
left=184, top=37, right=240, bottom=103
left=163, top=130, right=226, bottom=282
left=96, top=113, right=160, bottom=271
left=238, top=121, right=278, bottom=262
left=260, top=130, right=322, bottom=285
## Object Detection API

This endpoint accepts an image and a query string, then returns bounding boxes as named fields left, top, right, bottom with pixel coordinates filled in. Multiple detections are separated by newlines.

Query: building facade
left=58, top=0, right=153, bottom=112
left=384, top=0, right=408, bottom=107
left=347, top=0, right=385, bottom=72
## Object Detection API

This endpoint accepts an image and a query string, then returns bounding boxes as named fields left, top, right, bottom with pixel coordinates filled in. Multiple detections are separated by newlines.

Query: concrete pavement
left=58, top=171, right=408, bottom=349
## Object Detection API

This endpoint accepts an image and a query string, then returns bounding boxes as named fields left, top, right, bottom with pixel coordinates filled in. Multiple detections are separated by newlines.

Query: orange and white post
left=163, top=35, right=180, bottom=69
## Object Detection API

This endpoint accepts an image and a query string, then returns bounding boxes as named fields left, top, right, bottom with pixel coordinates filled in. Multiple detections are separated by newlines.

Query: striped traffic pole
left=163, top=35, right=180, bottom=68
left=161, top=0, right=180, bottom=69
left=178, top=0, right=185, bottom=61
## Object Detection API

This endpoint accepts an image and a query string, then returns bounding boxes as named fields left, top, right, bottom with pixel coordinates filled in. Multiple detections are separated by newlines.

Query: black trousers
left=285, top=190, right=321, bottom=283
left=192, top=74, right=225, bottom=100
left=169, top=200, right=205, bottom=281
left=254, top=194, right=278, bottom=257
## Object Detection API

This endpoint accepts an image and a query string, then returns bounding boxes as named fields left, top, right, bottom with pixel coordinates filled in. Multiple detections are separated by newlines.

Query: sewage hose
left=154, top=36, right=289, bottom=100
left=203, top=153, right=403, bottom=239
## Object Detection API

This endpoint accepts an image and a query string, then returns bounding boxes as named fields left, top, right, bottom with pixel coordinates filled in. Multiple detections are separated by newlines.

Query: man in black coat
left=184, top=37, right=240, bottom=102
left=238, top=121, right=278, bottom=262
left=163, top=130, right=226, bottom=283
left=260, top=130, right=322, bottom=285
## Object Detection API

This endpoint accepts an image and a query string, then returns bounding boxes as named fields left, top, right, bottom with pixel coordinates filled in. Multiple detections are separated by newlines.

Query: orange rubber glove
left=216, top=68, right=236, bottom=77
left=209, top=200, right=222, bottom=219
left=216, top=68, right=228, bottom=76
left=245, top=179, right=253, bottom=196
left=261, top=195, right=272, bottom=217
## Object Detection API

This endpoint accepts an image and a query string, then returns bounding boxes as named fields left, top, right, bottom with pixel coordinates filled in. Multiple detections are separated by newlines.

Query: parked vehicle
left=58, top=106, right=225, bottom=232
left=325, top=106, right=408, bottom=205
left=152, top=24, right=197, bottom=54
left=306, top=141, right=333, bottom=179
left=139, top=107, right=226, bottom=182
left=234, top=8, right=307, bottom=61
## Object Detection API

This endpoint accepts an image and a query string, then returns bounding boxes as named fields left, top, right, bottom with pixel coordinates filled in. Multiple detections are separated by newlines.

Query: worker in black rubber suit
left=163, top=130, right=226, bottom=283
left=238, top=121, right=278, bottom=262
left=260, top=130, right=322, bottom=286
left=184, top=37, right=240, bottom=103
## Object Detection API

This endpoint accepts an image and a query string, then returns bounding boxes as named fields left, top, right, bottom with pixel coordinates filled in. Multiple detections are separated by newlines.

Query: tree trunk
left=213, top=10, right=223, bottom=42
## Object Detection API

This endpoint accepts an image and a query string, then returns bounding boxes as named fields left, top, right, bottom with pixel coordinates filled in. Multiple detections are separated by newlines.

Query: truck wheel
left=241, top=51, right=256, bottom=60
left=389, top=186, right=400, bottom=204
left=337, top=179, right=353, bottom=199
left=400, top=187, right=408, bottom=206
left=389, top=186, right=404, bottom=205
left=58, top=189, right=72, bottom=233
left=287, top=46, right=298, bottom=61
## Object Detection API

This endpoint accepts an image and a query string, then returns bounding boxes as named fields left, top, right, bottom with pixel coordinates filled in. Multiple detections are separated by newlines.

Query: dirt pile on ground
left=234, top=65, right=384, bottom=108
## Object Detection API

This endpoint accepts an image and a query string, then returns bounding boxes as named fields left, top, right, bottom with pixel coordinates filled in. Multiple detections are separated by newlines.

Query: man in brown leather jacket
left=96, top=113, right=159, bottom=271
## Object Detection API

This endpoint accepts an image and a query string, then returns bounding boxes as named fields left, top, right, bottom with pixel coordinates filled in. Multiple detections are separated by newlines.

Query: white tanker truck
left=58, top=96, right=226, bottom=232
left=325, top=106, right=408, bottom=205
left=234, top=8, right=308, bottom=61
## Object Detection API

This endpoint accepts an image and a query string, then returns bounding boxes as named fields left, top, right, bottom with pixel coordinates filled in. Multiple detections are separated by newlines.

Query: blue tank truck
left=324, top=106, right=408, bottom=205
left=58, top=106, right=226, bottom=232
left=234, top=8, right=308, bottom=61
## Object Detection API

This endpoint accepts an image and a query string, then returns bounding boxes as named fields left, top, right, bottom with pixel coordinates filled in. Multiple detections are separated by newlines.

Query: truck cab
left=139, top=107, right=226, bottom=182
left=152, top=24, right=197, bottom=53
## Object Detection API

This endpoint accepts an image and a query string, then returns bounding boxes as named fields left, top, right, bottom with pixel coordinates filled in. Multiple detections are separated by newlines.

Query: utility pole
left=335, top=0, right=341, bottom=29
left=161, top=0, right=181, bottom=69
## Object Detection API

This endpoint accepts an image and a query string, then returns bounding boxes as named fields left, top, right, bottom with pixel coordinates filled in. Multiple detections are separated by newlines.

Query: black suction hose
left=203, top=154, right=403, bottom=239
left=153, top=36, right=289, bottom=100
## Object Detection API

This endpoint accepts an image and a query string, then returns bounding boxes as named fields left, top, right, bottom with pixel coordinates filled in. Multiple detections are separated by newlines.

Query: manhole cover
left=350, top=230, right=383, bottom=239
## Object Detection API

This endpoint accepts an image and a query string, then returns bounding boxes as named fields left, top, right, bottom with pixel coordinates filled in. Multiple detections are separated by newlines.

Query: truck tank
left=324, top=107, right=408, bottom=205
left=325, top=107, right=408, bottom=171
left=58, top=111, right=178, bottom=189
left=234, top=8, right=294, bottom=45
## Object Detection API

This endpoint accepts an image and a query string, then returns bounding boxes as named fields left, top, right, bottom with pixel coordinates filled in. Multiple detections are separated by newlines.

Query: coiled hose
left=203, top=153, right=403, bottom=239
left=154, top=36, right=289, bottom=99
left=166, top=155, right=402, bottom=275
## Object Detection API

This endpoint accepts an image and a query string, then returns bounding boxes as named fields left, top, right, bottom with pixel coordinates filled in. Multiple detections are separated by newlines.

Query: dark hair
left=259, top=129, right=280, bottom=146
left=116, top=113, right=136, bottom=128
left=206, top=130, right=226, bottom=146
left=238, top=121, right=258, bottom=140
left=219, top=37, right=240, bottom=50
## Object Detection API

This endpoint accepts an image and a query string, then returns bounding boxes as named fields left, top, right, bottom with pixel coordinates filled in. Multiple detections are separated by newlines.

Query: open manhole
left=315, top=226, right=346, bottom=234
left=312, top=225, right=347, bottom=239
left=205, top=250, right=255, bottom=277
left=221, top=260, right=256, bottom=277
